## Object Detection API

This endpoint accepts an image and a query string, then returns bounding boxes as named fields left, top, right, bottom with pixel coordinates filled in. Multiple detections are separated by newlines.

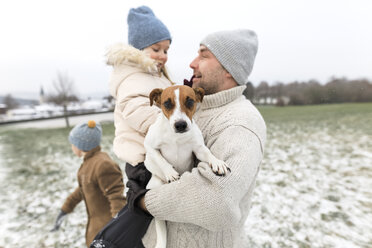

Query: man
left=129, top=29, right=266, bottom=248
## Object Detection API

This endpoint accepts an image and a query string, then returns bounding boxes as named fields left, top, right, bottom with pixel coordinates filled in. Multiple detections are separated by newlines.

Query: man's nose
left=190, top=57, right=199, bottom=69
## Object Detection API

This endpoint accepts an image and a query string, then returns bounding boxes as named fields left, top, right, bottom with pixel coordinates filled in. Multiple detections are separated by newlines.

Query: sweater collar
left=199, top=85, right=246, bottom=110
left=84, top=146, right=101, bottom=161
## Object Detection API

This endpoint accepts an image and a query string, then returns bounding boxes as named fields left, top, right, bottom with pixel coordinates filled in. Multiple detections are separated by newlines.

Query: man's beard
left=195, top=81, right=219, bottom=95
left=194, top=72, right=223, bottom=95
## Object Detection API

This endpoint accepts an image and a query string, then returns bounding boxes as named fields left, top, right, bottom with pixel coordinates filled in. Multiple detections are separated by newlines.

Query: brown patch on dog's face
left=159, top=87, right=176, bottom=119
left=152, top=85, right=205, bottom=121
left=179, top=85, right=203, bottom=121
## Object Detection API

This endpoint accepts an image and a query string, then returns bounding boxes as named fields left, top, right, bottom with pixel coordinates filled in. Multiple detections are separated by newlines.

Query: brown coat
left=61, top=146, right=126, bottom=247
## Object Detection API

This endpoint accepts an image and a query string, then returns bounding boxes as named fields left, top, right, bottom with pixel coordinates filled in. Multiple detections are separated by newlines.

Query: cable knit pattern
left=143, top=85, right=266, bottom=247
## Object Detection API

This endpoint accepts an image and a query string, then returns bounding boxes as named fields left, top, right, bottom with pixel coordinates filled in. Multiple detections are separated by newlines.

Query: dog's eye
left=163, top=99, right=173, bottom=110
left=185, top=97, right=194, bottom=109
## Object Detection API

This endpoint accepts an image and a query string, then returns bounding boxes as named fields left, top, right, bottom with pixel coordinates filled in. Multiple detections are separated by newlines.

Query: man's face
left=189, top=45, right=226, bottom=95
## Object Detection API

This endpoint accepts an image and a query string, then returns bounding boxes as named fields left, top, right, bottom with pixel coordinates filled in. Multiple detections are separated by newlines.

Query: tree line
left=2, top=72, right=78, bottom=127
left=244, top=77, right=372, bottom=106
left=3, top=76, right=372, bottom=111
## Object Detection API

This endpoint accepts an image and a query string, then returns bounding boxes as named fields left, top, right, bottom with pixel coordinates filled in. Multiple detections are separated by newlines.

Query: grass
left=0, top=123, right=119, bottom=247
left=257, top=102, right=372, bottom=134
left=0, top=123, right=117, bottom=174
left=0, top=102, right=371, bottom=247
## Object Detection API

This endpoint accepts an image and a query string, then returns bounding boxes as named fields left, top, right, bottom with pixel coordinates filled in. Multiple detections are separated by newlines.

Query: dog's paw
left=209, top=159, right=231, bottom=176
left=163, top=167, right=180, bottom=183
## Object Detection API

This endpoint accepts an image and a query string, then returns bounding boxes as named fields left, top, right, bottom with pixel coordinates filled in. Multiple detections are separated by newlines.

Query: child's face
left=71, top=144, right=83, bottom=157
left=143, top=40, right=170, bottom=70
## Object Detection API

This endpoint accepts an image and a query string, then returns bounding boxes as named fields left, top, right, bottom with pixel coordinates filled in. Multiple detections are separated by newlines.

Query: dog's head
left=150, top=85, right=204, bottom=133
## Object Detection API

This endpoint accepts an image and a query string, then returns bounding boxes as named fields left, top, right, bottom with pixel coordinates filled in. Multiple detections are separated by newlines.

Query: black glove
left=125, top=162, right=152, bottom=186
left=50, top=210, right=67, bottom=232
left=125, top=163, right=152, bottom=216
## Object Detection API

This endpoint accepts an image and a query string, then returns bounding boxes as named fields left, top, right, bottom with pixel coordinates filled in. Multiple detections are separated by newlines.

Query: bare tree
left=243, top=82, right=255, bottom=101
left=3, top=94, right=18, bottom=109
left=47, top=71, right=79, bottom=128
left=255, top=81, right=270, bottom=104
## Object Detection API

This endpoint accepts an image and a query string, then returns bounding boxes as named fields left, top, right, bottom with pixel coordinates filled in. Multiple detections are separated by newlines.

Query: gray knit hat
left=200, top=29, right=258, bottom=85
left=69, top=120, right=102, bottom=151
left=127, top=5, right=171, bottom=50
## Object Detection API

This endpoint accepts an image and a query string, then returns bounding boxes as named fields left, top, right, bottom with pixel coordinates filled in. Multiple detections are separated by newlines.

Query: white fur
left=106, top=43, right=158, bottom=74
left=144, top=88, right=230, bottom=248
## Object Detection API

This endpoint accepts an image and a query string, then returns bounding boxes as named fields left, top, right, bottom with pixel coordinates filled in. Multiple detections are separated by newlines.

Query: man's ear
left=149, top=88, right=163, bottom=106
left=193, top=87, right=205, bottom=102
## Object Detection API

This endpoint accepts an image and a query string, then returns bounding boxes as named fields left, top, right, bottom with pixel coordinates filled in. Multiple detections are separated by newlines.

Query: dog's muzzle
left=174, top=120, right=188, bottom=133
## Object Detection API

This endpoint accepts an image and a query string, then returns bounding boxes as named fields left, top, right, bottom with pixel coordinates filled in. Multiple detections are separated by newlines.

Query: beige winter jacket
left=106, top=43, right=172, bottom=165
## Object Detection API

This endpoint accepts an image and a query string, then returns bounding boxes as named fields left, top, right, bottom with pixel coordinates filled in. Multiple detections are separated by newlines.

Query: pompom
left=87, top=120, right=96, bottom=128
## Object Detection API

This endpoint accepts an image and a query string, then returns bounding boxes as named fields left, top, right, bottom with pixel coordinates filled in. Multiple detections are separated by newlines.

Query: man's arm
left=142, top=125, right=264, bottom=231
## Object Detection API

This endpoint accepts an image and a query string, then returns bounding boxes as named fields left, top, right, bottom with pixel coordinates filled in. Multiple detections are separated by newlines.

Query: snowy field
left=0, top=103, right=371, bottom=248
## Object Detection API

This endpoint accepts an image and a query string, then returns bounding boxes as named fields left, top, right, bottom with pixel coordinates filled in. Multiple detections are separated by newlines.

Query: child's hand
left=126, top=180, right=151, bottom=216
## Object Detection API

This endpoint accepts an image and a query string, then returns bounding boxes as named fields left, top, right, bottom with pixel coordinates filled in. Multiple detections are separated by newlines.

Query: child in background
left=51, top=120, right=126, bottom=247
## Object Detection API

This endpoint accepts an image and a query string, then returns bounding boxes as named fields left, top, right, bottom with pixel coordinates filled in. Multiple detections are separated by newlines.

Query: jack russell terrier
left=144, top=85, right=230, bottom=248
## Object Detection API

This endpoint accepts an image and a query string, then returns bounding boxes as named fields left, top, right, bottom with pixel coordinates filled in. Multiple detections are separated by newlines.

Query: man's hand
left=50, top=210, right=67, bottom=232
left=138, top=196, right=147, bottom=212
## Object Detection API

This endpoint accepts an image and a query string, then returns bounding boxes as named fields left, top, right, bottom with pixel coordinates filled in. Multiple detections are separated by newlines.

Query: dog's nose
left=174, top=121, right=187, bottom=133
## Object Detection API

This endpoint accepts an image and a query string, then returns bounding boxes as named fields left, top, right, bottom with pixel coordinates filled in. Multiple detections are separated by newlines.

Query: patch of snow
left=0, top=120, right=371, bottom=247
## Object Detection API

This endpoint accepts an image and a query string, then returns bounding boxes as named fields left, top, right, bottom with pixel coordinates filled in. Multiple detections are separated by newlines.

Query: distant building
left=39, top=86, right=45, bottom=104
left=1, top=95, right=112, bottom=123
left=7, top=106, right=38, bottom=120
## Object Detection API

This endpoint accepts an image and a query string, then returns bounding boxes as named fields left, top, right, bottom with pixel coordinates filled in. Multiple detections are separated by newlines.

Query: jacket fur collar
left=106, top=43, right=159, bottom=74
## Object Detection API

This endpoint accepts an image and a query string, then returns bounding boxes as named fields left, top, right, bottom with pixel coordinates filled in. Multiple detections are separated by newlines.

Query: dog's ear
left=149, top=88, right=163, bottom=107
left=193, top=87, right=204, bottom=103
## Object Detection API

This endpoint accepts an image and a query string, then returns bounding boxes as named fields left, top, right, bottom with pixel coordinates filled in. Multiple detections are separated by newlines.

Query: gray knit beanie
left=69, top=120, right=102, bottom=151
left=127, top=5, right=171, bottom=50
left=200, top=29, right=258, bottom=85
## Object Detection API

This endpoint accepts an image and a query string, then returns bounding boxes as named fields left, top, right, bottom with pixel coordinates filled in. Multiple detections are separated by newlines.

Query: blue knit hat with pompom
left=127, top=5, right=171, bottom=50
left=69, top=120, right=102, bottom=151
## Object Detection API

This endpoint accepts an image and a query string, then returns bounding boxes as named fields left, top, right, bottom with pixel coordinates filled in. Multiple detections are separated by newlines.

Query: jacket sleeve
left=61, top=187, right=83, bottom=213
left=96, top=161, right=126, bottom=217
left=116, top=75, right=162, bottom=136
left=144, top=125, right=264, bottom=231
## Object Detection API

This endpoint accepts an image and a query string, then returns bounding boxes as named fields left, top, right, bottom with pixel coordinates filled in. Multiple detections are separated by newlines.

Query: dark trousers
left=90, top=205, right=152, bottom=248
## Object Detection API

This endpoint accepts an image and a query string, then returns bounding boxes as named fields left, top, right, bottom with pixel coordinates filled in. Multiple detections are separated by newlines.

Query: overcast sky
left=1, top=0, right=371, bottom=99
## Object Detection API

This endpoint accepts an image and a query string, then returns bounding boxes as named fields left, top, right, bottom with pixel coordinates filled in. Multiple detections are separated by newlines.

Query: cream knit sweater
left=143, top=85, right=266, bottom=248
